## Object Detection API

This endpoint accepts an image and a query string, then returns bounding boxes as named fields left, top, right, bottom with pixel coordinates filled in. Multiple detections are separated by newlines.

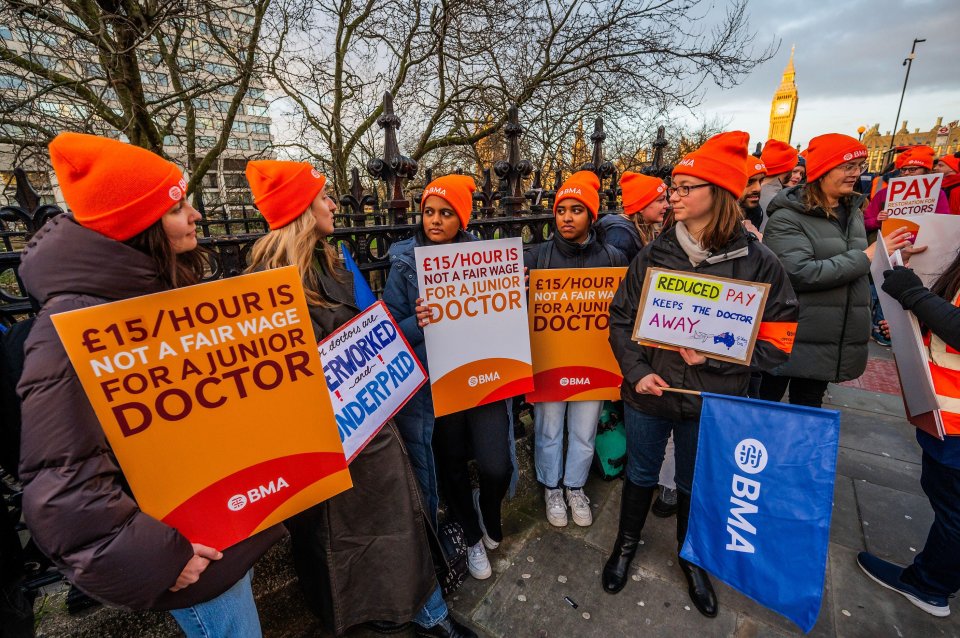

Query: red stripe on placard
left=478, top=376, right=536, bottom=405
left=526, top=366, right=623, bottom=402
left=161, top=452, right=348, bottom=550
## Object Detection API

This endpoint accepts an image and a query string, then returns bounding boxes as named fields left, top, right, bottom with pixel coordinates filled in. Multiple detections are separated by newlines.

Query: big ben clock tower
left=768, top=45, right=798, bottom=144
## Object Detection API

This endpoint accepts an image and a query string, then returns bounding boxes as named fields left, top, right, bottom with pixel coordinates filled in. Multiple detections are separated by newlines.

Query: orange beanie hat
left=672, top=131, right=750, bottom=197
left=805, top=134, right=867, bottom=182
left=245, top=160, right=327, bottom=230
left=554, top=170, right=602, bottom=220
left=421, top=175, right=477, bottom=229
left=619, top=172, right=666, bottom=215
left=48, top=132, right=185, bottom=241
left=760, top=139, right=799, bottom=176
left=895, top=145, right=935, bottom=170
left=746, top=157, right=767, bottom=178
left=939, top=154, right=960, bottom=173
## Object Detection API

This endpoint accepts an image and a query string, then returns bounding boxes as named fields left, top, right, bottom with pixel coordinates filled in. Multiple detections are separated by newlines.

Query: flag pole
left=660, top=387, right=702, bottom=396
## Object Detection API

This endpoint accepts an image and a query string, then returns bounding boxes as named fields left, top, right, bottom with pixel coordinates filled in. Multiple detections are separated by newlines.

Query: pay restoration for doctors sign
left=416, top=237, right=534, bottom=416
left=51, top=266, right=352, bottom=550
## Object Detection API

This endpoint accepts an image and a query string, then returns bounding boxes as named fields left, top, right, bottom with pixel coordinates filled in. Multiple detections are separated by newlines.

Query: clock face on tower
left=775, top=100, right=790, bottom=116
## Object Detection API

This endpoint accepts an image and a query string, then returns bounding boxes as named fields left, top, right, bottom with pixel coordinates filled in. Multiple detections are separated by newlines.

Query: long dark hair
left=698, top=187, right=743, bottom=252
left=125, top=219, right=207, bottom=288
left=931, top=249, right=960, bottom=303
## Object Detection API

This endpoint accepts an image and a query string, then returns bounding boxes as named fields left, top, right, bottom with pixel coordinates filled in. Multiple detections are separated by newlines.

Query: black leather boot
left=602, top=480, right=655, bottom=593
left=676, top=490, right=718, bottom=617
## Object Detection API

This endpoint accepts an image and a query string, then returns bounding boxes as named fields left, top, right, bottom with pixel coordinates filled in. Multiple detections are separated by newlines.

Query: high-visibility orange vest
left=926, top=291, right=960, bottom=435
left=870, top=175, right=886, bottom=200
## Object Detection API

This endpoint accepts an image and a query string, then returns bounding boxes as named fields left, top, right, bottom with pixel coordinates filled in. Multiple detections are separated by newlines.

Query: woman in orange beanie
left=524, top=170, right=628, bottom=531
left=384, top=175, right=515, bottom=587
left=244, top=163, right=475, bottom=638
left=760, top=133, right=916, bottom=408
left=17, top=133, right=284, bottom=638
left=597, top=171, right=669, bottom=262
left=604, top=132, right=799, bottom=618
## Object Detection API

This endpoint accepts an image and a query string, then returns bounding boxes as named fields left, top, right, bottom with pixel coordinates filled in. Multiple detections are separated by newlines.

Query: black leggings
left=758, top=373, right=829, bottom=408
left=433, top=401, right=512, bottom=546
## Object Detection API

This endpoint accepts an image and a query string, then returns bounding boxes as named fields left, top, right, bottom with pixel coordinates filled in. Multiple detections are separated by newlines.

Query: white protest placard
left=884, top=174, right=943, bottom=217
left=632, top=268, right=770, bottom=365
left=870, top=238, right=944, bottom=438
left=416, top=237, right=533, bottom=417
left=318, top=301, right=427, bottom=462
left=882, top=213, right=960, bottom=289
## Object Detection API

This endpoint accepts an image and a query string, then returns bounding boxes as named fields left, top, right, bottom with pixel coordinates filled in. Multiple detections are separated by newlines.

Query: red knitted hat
left=48, top=132, right=185, bottom=241
left=421, top=175, right=477, bottom=229
left=554, top=170, right=602, bottom=220
left=746, top=157, right=767, bottom=178
left=805, top=134, right=867, bottom=182
left=619, top=172, right=666, bottom=215
left=245, top=160, right=327, bottom=230
left=672, top=131, right=750, bottom=197
left=895, top=145, right=935, bottom=170
left=760, top=139, right=799, bottom=175
left=939, top=154, right=960, bottom=173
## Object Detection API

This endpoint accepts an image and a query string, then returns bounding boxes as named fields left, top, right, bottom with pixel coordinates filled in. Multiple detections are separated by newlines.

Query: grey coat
left=762, top=185, right=871, bottom=382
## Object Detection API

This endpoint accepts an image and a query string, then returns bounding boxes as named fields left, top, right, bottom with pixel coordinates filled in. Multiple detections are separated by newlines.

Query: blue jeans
left=624, top=406, right=699, bottom=495
left=534, top=400, right=602, bottom=489
left=413, top=585, right=448, bottom=628
left=169, top=571, right=261, bottom=638
left=902, top=452, right=960, bottom=596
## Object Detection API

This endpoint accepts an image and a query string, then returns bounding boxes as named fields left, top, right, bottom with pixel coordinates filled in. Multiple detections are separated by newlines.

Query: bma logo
left=677, top=158, right=695, bottom=167
left=425, top=186, right=447, bottom=197
left=726, top=438, right=768, bottom=554
left=753, top=163, right=764, bottom=172
left=842, top=152, right=853, bottom=161
left=468, top=371, right=500, bottom=387
left=559, top=377, right=590, bottom=387
left=226, top=477, right=290, bottom=511
left=558, top=187, right=583, bottom=198
left=735, top=438, right=767, bottom=474
left=311, top=168, right=322, bottom=179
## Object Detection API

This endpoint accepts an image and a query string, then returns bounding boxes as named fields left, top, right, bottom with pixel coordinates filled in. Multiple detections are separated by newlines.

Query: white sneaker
left=467, top=541, right=492, bottom=580
left=566, top=488, right=592, bottom=527
left=544, top=488, right=568, bottom=527
left=482, top=533, right=500, bottom=551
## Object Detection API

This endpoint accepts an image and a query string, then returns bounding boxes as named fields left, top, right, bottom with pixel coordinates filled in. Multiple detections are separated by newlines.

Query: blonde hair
left=245, top=211, right=343, bottom=307
left=630, top=214, right=661, bottom=247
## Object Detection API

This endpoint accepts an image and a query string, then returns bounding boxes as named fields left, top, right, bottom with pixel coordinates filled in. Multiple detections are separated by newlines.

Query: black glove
left=881, top=266, right=926, bottom=308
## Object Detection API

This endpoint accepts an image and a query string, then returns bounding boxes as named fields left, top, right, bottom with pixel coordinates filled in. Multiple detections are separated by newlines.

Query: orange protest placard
left=51, top=266, right=351, bottom=550
left=527, top=267, right=627, bottom=402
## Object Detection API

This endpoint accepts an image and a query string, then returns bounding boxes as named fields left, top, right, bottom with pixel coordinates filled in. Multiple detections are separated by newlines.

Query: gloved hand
left=882, top=266, right=926, bottom=308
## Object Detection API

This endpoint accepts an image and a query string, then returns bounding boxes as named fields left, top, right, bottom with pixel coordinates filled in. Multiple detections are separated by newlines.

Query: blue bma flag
left=341, top=246, right=376, bottom=309
left=680, top=393, right=840, bottom=633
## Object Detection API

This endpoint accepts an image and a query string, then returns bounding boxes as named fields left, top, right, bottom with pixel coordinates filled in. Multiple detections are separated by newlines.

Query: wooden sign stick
left=660, top=387, right=702, bottom=396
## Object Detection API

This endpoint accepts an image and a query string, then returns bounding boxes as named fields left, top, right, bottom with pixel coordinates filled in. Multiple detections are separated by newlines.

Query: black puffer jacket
left=524, top=228, right=627, bottom=271
left=596, top=214, right=644, bottom=263
left=762, top=185, right=870, bottom=382
left=609, top=225, right=799, bottom=421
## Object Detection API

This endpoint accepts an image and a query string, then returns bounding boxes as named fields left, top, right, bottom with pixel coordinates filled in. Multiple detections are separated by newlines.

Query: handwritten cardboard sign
left=884, top=174, right=943, bottom=217
left=632, top=268, right=770, bottom=365
left=416, top=237, right=534, bottom=416
left=527, top=267, right=627, bottom=402
left=51, top=267, right=352, bottom=550
left=318, top=301, right=427, bottom=462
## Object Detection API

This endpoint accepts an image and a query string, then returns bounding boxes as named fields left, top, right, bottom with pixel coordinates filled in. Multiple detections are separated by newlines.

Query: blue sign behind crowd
left=680, top=393, right=841, bottom=633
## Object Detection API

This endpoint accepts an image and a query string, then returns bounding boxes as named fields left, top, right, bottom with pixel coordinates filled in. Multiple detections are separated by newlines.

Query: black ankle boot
left=602, top=480, right=655, bottom=594
left=676, top=491, right=718, bottom=617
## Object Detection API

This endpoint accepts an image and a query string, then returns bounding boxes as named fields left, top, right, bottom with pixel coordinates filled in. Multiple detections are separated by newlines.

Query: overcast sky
left=684, top=0, right=960, bottom=149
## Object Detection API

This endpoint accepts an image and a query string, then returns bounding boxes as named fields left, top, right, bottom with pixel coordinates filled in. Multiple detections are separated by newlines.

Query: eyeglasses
left=837, top=162, right=867, bottom=175
left=667, top=183, right=712, bottom=198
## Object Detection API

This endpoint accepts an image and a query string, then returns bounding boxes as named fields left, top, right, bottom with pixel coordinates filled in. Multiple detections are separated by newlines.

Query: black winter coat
left=609, top=225, right=799, bottom=421
left=523, top=228, right=627, bottom=272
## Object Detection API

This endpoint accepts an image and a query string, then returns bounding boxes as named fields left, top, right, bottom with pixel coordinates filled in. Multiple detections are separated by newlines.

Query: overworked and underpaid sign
left=51, top=266, right=352, bottom=550
left=416, top=237, right=534, bottom=417
left=527, top=267, right=627, bottom=402
left=884, top=173, right=943, bottom=217
left=318, top=301, right=427, bottom=462
left=632, top=268, right=770, bottom=365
